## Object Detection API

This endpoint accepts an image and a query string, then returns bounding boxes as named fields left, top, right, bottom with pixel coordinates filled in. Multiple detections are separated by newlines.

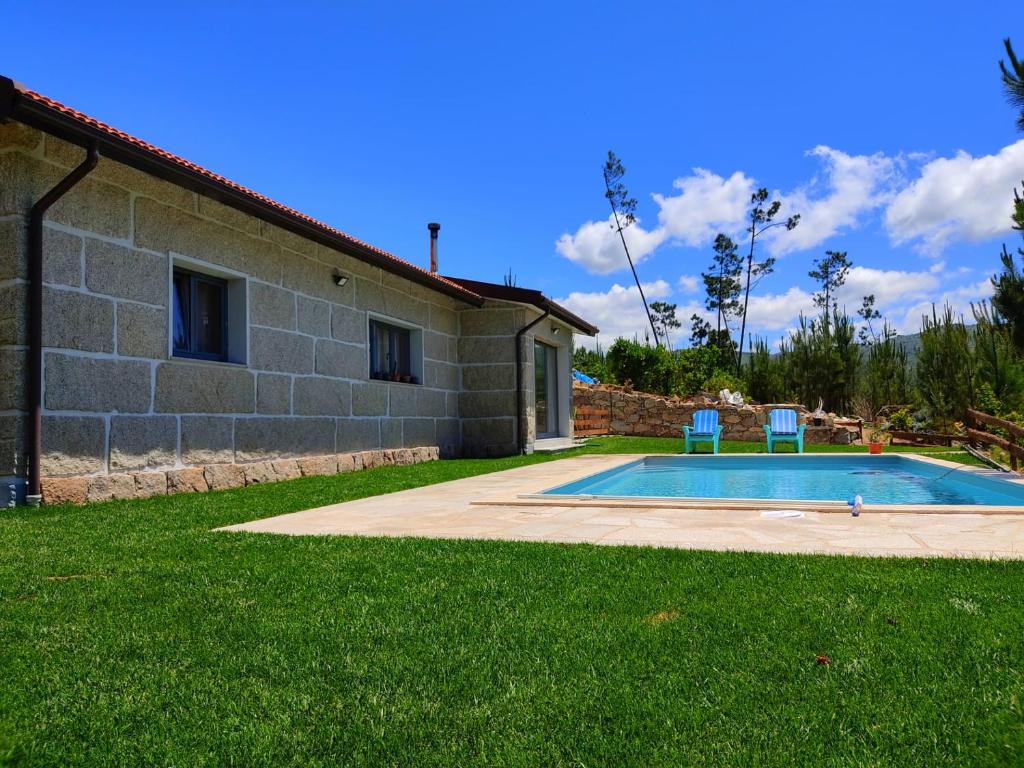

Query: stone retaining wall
left=40, top=446, right=440, bottom=505
left=573, top=383, right=856, bottom=445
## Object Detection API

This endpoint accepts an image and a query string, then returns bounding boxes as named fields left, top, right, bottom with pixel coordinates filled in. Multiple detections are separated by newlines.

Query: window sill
left=368, top=377, right=422, bottom=387
left=170, top=354, right=248, bottom=369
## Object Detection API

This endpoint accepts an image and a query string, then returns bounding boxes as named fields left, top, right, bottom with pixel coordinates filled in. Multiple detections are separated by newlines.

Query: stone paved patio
left=220, top=455, right=1024, bottom=559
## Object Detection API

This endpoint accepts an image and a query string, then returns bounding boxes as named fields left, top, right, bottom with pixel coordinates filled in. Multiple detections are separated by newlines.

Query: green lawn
left=1, top=437, right=1019, bottom=766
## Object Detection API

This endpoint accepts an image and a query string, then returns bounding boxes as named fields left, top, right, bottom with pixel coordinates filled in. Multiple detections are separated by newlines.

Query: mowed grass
left=1, top=438, right=1020, bottom=766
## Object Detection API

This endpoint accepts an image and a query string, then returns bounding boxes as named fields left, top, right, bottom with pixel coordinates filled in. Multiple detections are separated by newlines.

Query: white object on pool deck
left=848, top=494, right=863, bottom=517
left=760, top=510, right=805, bottom=519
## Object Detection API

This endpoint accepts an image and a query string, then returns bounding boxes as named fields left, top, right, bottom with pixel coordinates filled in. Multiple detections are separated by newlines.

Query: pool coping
left=475, top=452, right=1024, bottom=515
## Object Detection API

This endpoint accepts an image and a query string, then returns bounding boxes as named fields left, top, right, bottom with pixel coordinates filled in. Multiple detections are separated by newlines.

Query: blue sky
left=6, top=2, right=1024, bottom=346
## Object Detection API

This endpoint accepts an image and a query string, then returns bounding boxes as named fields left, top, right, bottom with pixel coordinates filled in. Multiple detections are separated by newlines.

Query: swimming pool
left=538, top=455, right=1024, bottom=508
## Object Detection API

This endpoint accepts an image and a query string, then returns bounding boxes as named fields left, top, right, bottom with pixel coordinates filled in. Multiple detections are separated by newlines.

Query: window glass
left=369, top=319, right=414, bottom=381
left=172, top=268, right=228, bottom=361
left=195, top=279, right=224, bottom=355
left=172, top=271, right=191, bottom=352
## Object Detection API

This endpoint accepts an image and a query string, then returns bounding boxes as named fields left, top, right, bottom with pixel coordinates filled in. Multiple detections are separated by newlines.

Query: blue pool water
left=541, top=456, right=1024, bottom=507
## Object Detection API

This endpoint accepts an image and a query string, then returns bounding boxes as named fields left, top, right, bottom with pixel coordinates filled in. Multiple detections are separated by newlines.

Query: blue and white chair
left=683, top=409, right=723, bottom=454
left=763, top=409, right=805, bottom=453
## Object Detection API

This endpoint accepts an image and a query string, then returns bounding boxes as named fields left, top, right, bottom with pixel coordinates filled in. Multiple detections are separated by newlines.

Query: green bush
left=571, top=346, right=608, bottom=383
left=602, top=340, right=734, bottom=398
left=605, top=338, right=677, bottom=395
left=675, top=346, right=719, bottom=396
left=703, top=370, right=744, bottom=395
left=887, top=407, right=913, bottom=432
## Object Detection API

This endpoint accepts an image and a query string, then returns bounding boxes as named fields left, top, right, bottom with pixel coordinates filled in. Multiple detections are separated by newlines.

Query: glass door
left=534, top=341, right=559, bottom=438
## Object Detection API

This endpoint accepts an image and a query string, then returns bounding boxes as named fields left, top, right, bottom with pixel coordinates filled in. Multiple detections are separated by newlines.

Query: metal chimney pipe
left=428, top=222, right=440, bottom=273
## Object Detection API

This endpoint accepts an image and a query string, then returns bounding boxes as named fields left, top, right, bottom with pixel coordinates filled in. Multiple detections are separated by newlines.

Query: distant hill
left=890, top=331, right=922, bottom=366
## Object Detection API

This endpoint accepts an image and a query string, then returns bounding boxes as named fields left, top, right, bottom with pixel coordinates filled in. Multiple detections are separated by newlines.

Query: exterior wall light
left=551, top=325, right=561, bottom=335
left=333, top=272, right=349, bottom=287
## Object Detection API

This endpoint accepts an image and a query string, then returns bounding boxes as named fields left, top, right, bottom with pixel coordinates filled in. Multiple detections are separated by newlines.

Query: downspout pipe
left=26, top=142, right=99, bottom=504
left=514, top=306, right=550, bottom=455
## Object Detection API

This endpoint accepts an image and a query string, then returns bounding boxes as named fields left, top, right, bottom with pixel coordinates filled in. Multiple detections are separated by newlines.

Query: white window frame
left=168, top=253, right=249, bottom=366
left=367, top=312, right=423, bottom=384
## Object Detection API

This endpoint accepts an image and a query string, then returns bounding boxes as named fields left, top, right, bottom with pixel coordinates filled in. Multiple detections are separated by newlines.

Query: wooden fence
left=573, top=405, right=611, bottom=437
left=889, top=431, right=957, bottom=447
left=966, top=409, right=1024, bottom=472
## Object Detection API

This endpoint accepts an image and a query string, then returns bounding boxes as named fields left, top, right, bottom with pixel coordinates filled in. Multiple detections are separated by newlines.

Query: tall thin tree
left=809, top=249, right=852, bottom=328
left=603, top=151, right=660, bottom=346
left=649, top=301, right=682, bottom=349
left=702, top=234, right=743, bottom=338
left=736, top=188, right=800, bottom=373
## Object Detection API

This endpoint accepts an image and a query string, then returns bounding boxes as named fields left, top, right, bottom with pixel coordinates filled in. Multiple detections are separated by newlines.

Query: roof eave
left=442, top=276, right=599, bottom=335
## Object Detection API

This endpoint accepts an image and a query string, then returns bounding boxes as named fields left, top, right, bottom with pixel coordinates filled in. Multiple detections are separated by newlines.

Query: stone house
left=0, top=76, right=596, bottom=505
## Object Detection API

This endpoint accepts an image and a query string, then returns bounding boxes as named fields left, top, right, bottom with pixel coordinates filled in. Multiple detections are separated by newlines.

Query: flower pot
left=868, top=442, right=883, bottom=455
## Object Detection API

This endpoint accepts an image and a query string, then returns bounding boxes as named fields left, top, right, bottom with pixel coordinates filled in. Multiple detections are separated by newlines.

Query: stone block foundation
left=39, top=446, right=440, bottom=505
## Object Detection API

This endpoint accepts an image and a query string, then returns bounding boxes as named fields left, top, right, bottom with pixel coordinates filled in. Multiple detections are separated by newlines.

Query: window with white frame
left=368, top=317, right=422, bottom=384
left=170, top=256, right=248, bottom=365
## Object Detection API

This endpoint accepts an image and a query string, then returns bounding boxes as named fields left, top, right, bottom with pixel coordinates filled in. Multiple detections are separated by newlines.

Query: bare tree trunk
left=608, top=203, right=660, bottom=347
left=736, top=219, right=756, bottom=375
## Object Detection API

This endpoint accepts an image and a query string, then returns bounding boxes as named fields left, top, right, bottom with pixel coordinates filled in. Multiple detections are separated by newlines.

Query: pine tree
left=1000, top=38, right=1024, bottom=131
left=736, top=189, right=800, bottom=372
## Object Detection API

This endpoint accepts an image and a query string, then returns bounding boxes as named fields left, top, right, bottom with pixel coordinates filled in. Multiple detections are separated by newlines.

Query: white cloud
left=744, top=287, right=816, bottom=333
left=735, top=266, right=943, bottom=340
left=885, top=139, right=1024, bottom=254
left=654, top=169, right=754, bottom=246
left=554, top=215, right=666, bottom=274
left=890, top=279, right=994, bottom=334
left=767, top=146, right=900, bottom=256
left=834, top=266, right=938, bottom=310
left=677, top=274, right=700, bottom=293
left=557, top=280, right=706, bottom=348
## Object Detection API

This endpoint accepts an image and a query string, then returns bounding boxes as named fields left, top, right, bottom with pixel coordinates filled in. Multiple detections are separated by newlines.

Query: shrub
left=572, top=346, right=608, bottom=383
left=605, top=339, right=677, bottom=395
left=675, top=346, right=719, bottom=396
left=888, top=407, right=913, bottom=432
left=703, top=370, right=744, bottom=396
